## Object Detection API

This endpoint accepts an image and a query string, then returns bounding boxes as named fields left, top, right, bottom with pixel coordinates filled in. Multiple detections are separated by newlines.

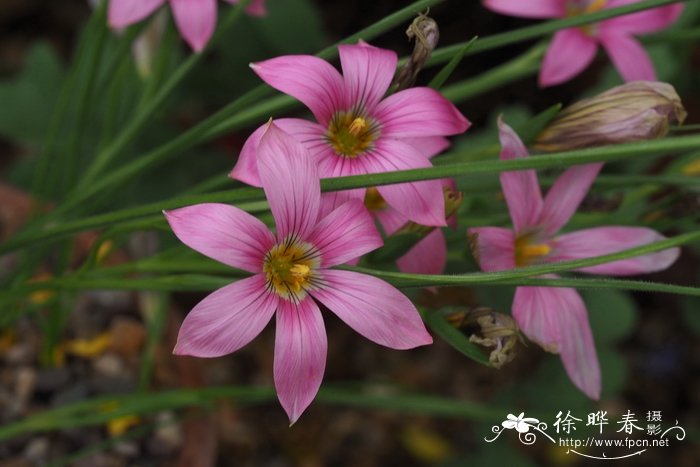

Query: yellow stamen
left=264, top=243, right=317, bottom=299
left=584, top=0, right=606, bottom=13
left=327, top=112, right=377, bottom=157
left=521, top=244, right=551, bottom=258
left=348, top=117, right=367, bottom=136
left=515, top=235, right=551, bottom=267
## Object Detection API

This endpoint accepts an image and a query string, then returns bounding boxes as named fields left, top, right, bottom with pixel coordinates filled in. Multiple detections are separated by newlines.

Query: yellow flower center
left=566, top=0, right=607, bottom=35
left=327, top=111, right=378, bottom=158
left=515, top=234, right=552, bottom=267
left=263, top=242, right=318, bottom=299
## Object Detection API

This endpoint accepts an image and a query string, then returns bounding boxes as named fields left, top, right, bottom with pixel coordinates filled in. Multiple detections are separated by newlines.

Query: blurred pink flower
left=231, top=42, right=470, bottom=227
left=165, top=122, right=432, bottom=424
left=468, top=119, right=679, bottom=399
left=483, top=0, right=683, bottom=86
left=108, top=0, right=266, bottom=52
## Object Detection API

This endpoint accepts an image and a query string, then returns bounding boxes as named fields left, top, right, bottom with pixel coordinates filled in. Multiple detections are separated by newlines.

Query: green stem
left=76, top=0, right=254, bottom=190
left=5, top=134, right=700, bottom=255
left=426, top=0, right=689, bottom=66
left=442, top=42, right=545, bottom=103
left=31, top=2, right=107, bottom=202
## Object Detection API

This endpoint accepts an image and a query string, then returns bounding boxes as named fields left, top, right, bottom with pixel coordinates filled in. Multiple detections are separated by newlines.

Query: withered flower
left=535, top=81, right=686, bottom=152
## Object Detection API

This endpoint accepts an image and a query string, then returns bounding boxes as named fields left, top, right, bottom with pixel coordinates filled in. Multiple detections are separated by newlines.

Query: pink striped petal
left=308, top=200, right=383, bottom=267
left=405, top=136, right=451, bottom=159
left=375, top=207, right=409, bottom=236
left=311, top=270, right=432, bottom=349
left=225, top=0, right=267, bottom=16
left=250, top=55, right=345, bottom=125
left=164, top=203, right=274, bottom=273
left=257, top=122, right=320, bottom=241
left=174, top=274, right=278, bottom=357
left=551, top=226, right=680, bottom=275
left=170, top=0, right=217, bottom=52
left=483, top=0, right=564, bottom=18
left=513, top=286, right=601, bottom=399
left=539, top=29, right=597, bottom=87
left=603, top=1, right=683, bottom=34
left=497, top=119, right=543, bottom=233
left=339, top=43, right=397, bottom=111
left=541, top=163, right=603, bottom=236
left=274, top=298, right=326, bottom=424
left=231, top=118, right=326, bottom=186
left=108, top=0, right=165, bottom=28
left=364, top=139, right=446, bottom=227
left=397, top=228, right=447, bottom=275
left=319, top=188, right=367, bottom=219
left=374, top=88, right=470, bottom=137
left=468, top=227, right=516, bottom=272
left=599, top=33, right=655, bottom=82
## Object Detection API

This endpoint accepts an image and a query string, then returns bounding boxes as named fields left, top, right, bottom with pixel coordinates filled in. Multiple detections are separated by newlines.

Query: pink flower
left=365, top=178, right=457, bottom=278
left=108, top=0, right=266, bottom=52
left=468, top=119, right=679, bottom=399
left=230, top=42, right=470, bottom=227
left=165, top=122, right=432, bottom=423
left=483, top=0, right=683, bottom=86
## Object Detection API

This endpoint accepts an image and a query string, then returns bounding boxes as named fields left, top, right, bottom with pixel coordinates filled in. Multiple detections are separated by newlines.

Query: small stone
left=112, top=440, right=140, bottom=458
left=93, top=353, right=124, bottom=377
left=148, top=412, right=182, bottom=456
left=14, top=367, right=36, bottom=404
left=23, top=437, right=49, bottom=464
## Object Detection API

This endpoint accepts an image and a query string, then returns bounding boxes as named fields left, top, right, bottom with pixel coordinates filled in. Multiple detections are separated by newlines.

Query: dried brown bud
left=535, top=81, right=687, bottom=152
left=394, top=11, right=439, bottom=91
left=447, top=307, right=523, bottom=368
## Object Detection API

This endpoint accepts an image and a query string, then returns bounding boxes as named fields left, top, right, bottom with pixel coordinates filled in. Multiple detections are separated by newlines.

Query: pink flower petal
left=108, top=0, right=165, bottom=28
left=603, top=1, right=683, bottom=35
left=319, top=188, right=367, bottom=219
left=468, top=227, right=516, bottom=272
left=164, top=203, right=274, bottom=273
left=364, top=139, right=446, bottom=227
left=599, top=33, right=655, bottom=82
left=397, top=228, right=447, bottom=275
left=174, top=274, right=278, bottom=357
left=483, top=0, right=564, bottom=18
left=540, top=163, right=603, bottom=236
left=375, top=207, right=409, bottom=236
left=225, top=0, right=267, bottom=17
left=231, top=118, right=326, bottom=187
left=374, top=87, right=470, bottom=137
left=257, top=122, right=320, bottom=241
left=339, top=43, right=397, bottom=111
left=539, top=29, right=597, bottom=87
left=170, top=0, right=217, bottom=52
left=250, top=55, right=345, bottom=125
left=551, top=226, right=680, bottom=275
left=405, top=136, right=451, bottom=159
left=308, top=200, right=383, bottom=267
left=311, top=269, right=432, bottom=349
left=274, top=298, right=326, bottom=424
left=513, top=286, right=601, bottom=399
left=497, top=119, right=543, bottom=234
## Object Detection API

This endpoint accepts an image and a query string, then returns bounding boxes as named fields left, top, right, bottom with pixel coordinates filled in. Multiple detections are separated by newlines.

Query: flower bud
left=535, top=81, right=687, bottom=152
left=394, top=11, right=439, bottom=91
left=447, top=307, right=522, bottom=368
